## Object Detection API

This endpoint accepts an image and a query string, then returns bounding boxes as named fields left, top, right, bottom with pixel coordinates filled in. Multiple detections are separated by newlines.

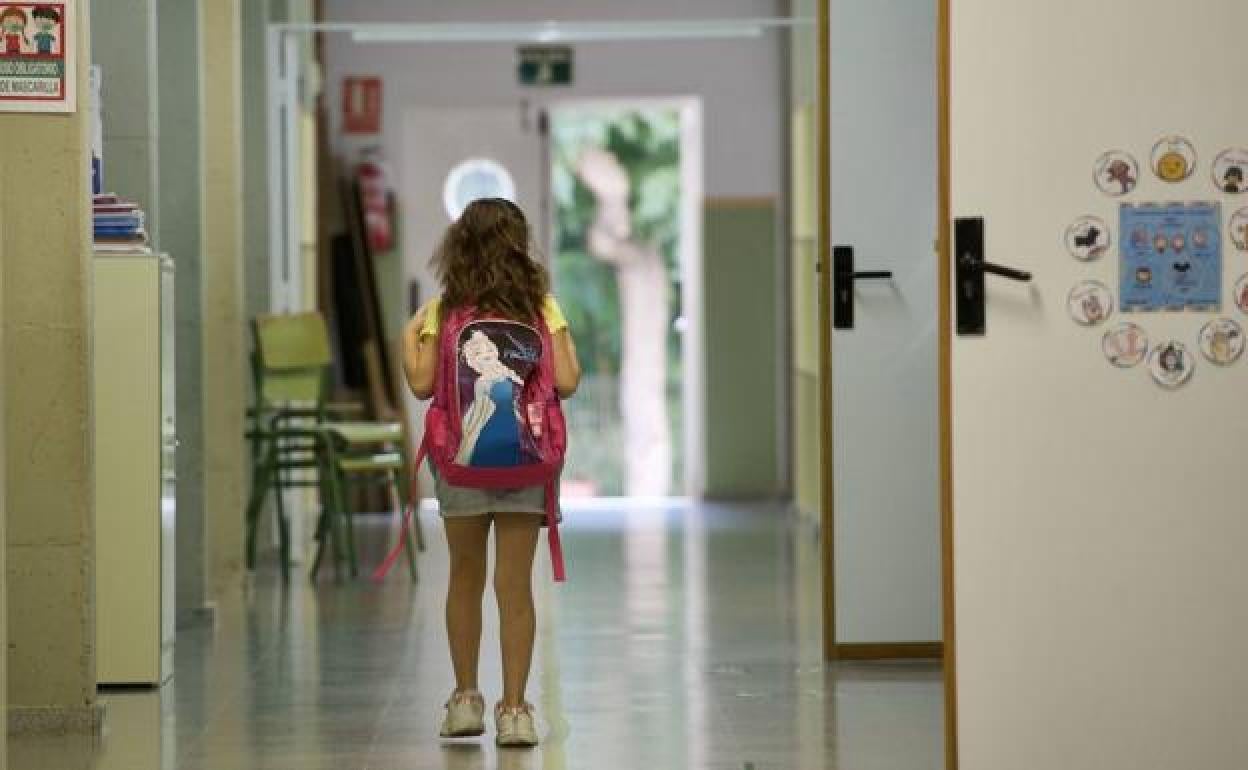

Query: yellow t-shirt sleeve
left=418, top=297, right=442, bottom=338
left=418, top=295, right=566, bottom=334
left=542, top=295, right=568, bottom=333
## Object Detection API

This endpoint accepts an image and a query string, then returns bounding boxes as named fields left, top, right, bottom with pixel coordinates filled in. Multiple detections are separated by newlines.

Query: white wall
left=322, top=0, right=787, bottom=295
left=951, top=1, right=1248, bottom=766
left=323, top=0, right=784, bottom=196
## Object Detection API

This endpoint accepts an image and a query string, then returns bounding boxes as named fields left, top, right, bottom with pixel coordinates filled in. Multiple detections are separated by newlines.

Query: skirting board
left=836, top=642, right=943, bottom=661
left=9, top=703, right=107, bottom=735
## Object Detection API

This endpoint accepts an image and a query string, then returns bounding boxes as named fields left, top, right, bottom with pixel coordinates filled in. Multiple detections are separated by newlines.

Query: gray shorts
left=432, top=468, right=561, bottom=523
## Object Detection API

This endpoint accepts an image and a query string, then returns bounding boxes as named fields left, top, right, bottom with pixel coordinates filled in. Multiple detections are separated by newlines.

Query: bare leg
left=493, top=513, right=542, bottom=708
left=444, top=516, right=492, bottom=692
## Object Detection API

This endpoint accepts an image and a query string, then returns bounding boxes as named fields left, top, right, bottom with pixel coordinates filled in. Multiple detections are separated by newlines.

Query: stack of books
left=93, top=194, right=151, bottom=254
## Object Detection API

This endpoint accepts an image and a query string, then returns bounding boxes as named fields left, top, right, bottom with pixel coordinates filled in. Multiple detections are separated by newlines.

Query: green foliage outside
left=550, top=108, right=684, bottom=496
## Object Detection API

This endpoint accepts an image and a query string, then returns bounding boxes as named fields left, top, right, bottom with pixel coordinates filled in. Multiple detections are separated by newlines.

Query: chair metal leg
left=244, top=455, right=274, bottom=570
left=322, top=448, right=350, bottom=583
left=310, top=459, right=334, bottom=582
left=392, top=469, right=419, bottom=583
left=341, top=474, right=359, bottom=578
left=401, top=444, right=428, bottom=553
left=271, top=460, right=292, bottom=584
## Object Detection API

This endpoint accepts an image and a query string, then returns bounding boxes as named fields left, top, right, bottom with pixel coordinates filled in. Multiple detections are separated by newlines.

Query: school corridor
left=4, top=0, right=1248, bottom=768
left=10, top=503, right=941, bottom=769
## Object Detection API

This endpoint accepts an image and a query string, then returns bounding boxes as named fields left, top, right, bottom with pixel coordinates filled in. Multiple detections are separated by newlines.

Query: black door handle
left=981, top=261, right=1032, bottom=283
left=955, top=217, right=1032, bottom=336
left=833, top=245, right=894, bottom=329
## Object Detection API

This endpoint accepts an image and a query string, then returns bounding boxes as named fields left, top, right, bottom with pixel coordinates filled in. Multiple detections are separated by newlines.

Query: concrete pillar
left=0, top=3, right=101, bottom=731
left=200, top=0, right=247, bottom=592
left=242, top=0, right=270, bottom=322
left=240, top=1, right=278, bottom=558
left=0, top=161, right=9, bottom=757
left=90, top=0, right=160, bottom=243
left=158, top=0, right=209, bottom=623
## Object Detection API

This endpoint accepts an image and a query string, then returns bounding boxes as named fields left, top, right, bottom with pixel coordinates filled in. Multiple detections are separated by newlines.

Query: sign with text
left=518, top=45, right=573, bottom=86
left=342, top=76, right=382, bottom=135
left=0, top=1, right=75, bottom=112
left=1120, top=202, right=1222, bottom=312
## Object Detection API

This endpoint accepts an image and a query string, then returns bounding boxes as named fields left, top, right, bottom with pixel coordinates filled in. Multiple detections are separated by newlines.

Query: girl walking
left=402, top=198, right=581, bottom=748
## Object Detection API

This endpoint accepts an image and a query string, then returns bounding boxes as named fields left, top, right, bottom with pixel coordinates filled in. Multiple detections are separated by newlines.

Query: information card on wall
left=1119, top=202, right=1222, bottom=312
left=0, top=1, right=75, bottom=113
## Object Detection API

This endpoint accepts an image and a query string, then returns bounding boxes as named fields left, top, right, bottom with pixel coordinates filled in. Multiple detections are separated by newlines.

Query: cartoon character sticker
left=1229, top=207, right=1248, bottom=252
left=453, top=322, right=543, bottom=468
left=0, top=4, right=60, bottom=55
left=0, top=6, right=27, bottom=55
left=1068, top=280, right=1114, bottom=326
left=1234, top=274, right=1248, bottom=315
left=30, top=4, right=58, bottom=55
left=1198, top=318, right=1244, bottom=365
left=1212, top=148, right=1248, bottom=195
left=1150, top=136, right=1197, bottom=183
left=1102, top=322, right=1149, bottom=368
left=1149, top=340, right=1194, bottom=388
left=1095, top=151, right=1139, bottom=197
left=1065, top=216, right=1111, bottom=261
left=1191, top=226, right=1211, bottom=249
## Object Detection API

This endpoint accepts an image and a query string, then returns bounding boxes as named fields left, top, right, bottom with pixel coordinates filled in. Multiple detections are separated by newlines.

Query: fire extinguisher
left=357, top=151, right=393, bottom=254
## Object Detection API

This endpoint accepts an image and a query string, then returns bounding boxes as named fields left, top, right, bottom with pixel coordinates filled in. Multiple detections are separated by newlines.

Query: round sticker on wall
left=1149, top=340, right=1194, bottom=388
left=1065, top=216, right=1111, bottom=261
left=1068, top=280, right=1114, bottom=326
left=1198, top=318, right=1245, bottom=365
left=1229, top=207, right=1248, bottom=252
left=1094, top=151, right=1139, bottom=197
left=1151, top=136, right=1197, bottom=183
left=1102, top=322, right=1149, bottom=368
left=1213, top=148, right=1248, bottom=195
left=1234, top=274, right=1248, bottom=315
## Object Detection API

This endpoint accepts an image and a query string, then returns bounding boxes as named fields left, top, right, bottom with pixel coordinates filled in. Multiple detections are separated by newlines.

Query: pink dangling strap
left=545, top=478, right=566, bottom=582
left=373, top=441, right=566, bottom=583
left=372, top=438, right=426, bottom=583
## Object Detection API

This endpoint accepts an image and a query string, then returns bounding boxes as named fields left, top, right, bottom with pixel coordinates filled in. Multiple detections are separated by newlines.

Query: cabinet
left=93, top=254, right=176, bottom=686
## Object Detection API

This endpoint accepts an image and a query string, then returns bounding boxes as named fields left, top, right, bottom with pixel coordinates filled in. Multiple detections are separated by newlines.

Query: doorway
left=817, top=0, right=944, bottom=660
left=548, top=99, right=705, bottom=499
left=396, top=100, right=705, bottom=501
left=939, top=0, right=1248, bottom=767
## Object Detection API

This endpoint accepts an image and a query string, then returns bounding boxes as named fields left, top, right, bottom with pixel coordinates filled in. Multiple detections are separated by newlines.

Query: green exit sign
left=518, top=45, right=573, bottom=86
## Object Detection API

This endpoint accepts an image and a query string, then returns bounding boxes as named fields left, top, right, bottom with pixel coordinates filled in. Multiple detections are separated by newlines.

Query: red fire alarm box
left=342, top=77, right=382, bottom=135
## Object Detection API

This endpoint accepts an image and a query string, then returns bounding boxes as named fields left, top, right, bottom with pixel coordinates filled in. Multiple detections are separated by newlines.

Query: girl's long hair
left=432, top=198, right=549, bottom=322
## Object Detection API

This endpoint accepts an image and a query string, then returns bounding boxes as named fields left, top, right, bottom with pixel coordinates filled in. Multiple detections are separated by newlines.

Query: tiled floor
left=11, top=501, right=944, bottom=769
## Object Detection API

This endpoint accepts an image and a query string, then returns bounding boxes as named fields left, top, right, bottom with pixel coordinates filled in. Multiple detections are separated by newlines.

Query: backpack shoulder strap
left=432, top=304, right=466, bottom=408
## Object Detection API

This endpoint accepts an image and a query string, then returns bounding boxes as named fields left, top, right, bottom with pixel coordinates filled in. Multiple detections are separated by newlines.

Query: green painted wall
left=790, top=0, right=822, bottom=521
left=157, top=0, right=208, bottom=618
left=241, top=0, right=270, bottom=324
left=704, top=202, right=782, bottom=499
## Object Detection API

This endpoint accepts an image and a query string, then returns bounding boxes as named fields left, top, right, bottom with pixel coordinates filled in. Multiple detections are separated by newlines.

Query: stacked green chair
left=244, top=312, right=423, bottom=583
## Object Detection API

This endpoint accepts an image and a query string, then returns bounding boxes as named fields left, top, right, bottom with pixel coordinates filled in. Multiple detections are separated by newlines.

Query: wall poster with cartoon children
left=0, top=1, right=73, bottom=113
left=1119, top=202, right=1222, bottom=312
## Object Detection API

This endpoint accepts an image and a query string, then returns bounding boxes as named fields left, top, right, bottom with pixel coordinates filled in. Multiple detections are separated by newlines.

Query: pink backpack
left=374, top=304, right=568, bottom=582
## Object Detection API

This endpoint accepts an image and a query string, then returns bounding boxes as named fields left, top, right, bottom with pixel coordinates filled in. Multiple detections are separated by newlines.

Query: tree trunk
left=576, top=148, right=673, bottom=496
left=617, top=250, right=672, bottom=497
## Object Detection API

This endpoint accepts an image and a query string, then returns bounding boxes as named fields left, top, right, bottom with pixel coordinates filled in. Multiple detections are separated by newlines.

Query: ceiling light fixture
left=348, top=18, right=808, bottom=45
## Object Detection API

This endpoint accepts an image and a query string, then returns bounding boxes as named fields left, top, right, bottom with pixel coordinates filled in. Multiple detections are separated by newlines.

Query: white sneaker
left=439, top=690, right=485, bottom=738
left=495, top=701, right=540, bottom=748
